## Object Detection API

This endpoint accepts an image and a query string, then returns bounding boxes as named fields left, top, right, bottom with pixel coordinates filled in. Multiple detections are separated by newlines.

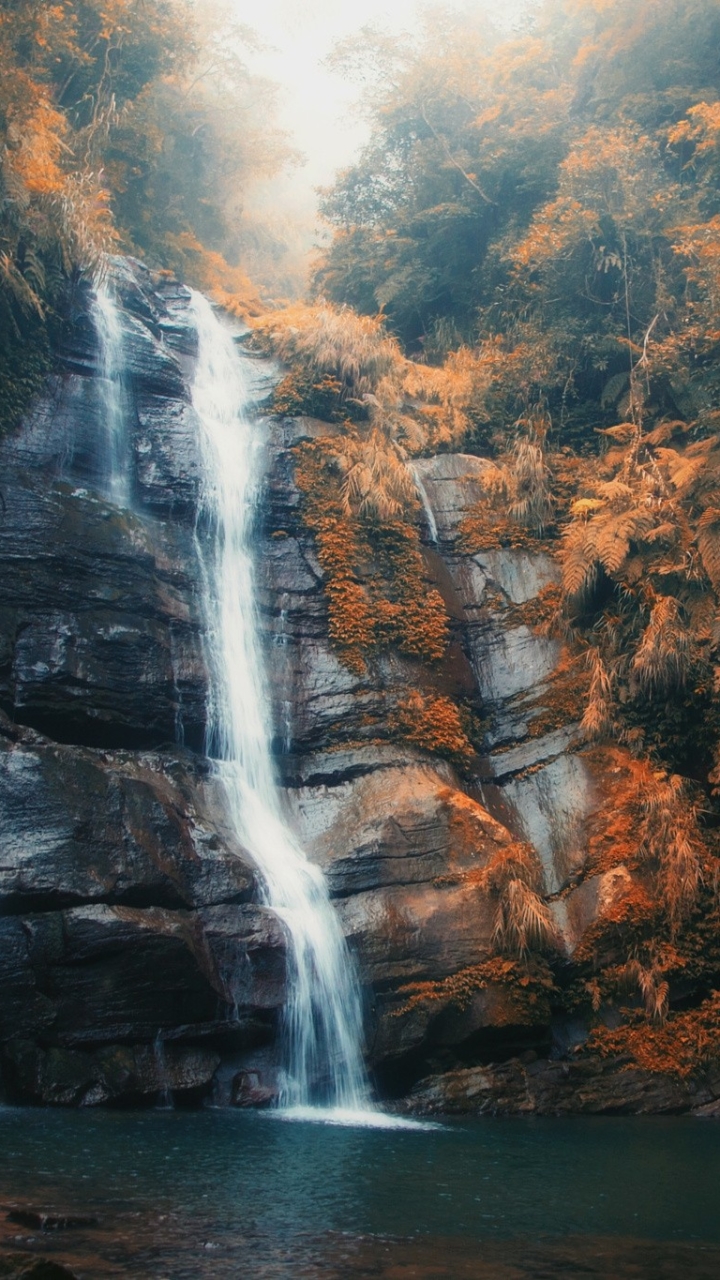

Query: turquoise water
left=1, top=1108, right=719, bottom=1277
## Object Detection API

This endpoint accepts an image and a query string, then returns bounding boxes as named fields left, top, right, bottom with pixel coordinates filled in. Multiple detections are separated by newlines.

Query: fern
left=697, top=507, right=720, bottom=589
left=619, top=959, right=670, bottom=1023
left=0, top=252, right=44, bottom=317
left=581, top=649, right=615, bottom=741
left=631, top=596, right=694, bottom=694
left=561, top=524, right=597, bottom=598
left=640, top=774, right=703, bottom=931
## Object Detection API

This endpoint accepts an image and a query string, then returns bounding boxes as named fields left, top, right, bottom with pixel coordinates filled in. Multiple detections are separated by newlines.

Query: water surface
left=1, top=1108, right=719, bottom=1277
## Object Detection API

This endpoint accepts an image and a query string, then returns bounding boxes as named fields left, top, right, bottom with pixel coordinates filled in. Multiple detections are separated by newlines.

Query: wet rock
left=0, top=896, right=286, bottom=1103
left=555, top=864, right=637, bottom=954
left=7, top=1212, right=99, bottom=1232
left=0, top=259, right=660, bottom=1110
left=487, top=751, right=595, bottom=894
left=1, top=1039, right=223, bottom=1108
left=132, top=395, right=204, bottom=518
left=284, top=747, right=531, bottom=1066
left=0, top=723, right=254, bottom=913
left=0, top=1257, right=80, bottom=1280
left=410, top=455, right=492, bottom=541
left=0, top=262, right=292, bottom=1108
left=198, top=905, right=287, bottom=1012
left=258, top=419, right=614, bottom=1077
left=287, top=758, right=486, bottom=896
left=0, top=475, right=207, bottom=749
left=230, top=1069, right=279, bottom=1108
left=0, top=257, right=209, bottom=750
left=0, top=918, right=55, bottom=1043
left=472, top=547, right=559, bottom=604
left=402, top=1052, right=720, bottom=1116
left=484, top=725, right=578, bottom=780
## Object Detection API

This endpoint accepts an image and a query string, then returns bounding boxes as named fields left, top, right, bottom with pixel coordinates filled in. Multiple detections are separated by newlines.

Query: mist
left=239, top=0, right=536, bottom=210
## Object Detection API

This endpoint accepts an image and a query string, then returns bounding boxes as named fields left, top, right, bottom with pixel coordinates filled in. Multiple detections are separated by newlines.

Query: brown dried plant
left=256, top=303, right=402, bottom=401
left=492, top=878, right=557, bottom=958
left=476, top=413, right=554, bottom=535
left=640, top=773, right=704, bottom=932
left=481, top=843, right=557, bottom=959
left=617, top=957, right=670, bottom=1023
left=630, top=595, right=694, bottom=695
left=337, top=428, right=417, bottom=521
left=581, top=648, right=616, bottom=741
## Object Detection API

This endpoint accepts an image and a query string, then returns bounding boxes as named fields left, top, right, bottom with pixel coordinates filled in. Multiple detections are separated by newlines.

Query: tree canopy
left=0, top=0, right=292, bottom=428
left=316, top=0, right=720, bottom=444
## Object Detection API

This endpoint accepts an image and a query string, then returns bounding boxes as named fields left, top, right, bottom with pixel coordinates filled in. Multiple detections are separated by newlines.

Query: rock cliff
left=0, top=261, right=712, bottom=1114
left=0, top=262, right=285, bottom=1106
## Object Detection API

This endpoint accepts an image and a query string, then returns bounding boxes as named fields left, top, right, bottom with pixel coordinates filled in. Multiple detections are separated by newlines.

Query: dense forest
left=5, top=0, right=720, bottom=1086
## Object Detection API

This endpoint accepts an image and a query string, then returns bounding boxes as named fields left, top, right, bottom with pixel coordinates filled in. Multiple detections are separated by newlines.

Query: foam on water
left=271, top=1105, right=441, bottom=1132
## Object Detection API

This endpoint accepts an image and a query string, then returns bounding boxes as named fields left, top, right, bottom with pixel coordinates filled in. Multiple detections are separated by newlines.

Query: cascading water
left=92, top=279, right=130, bottom=507
left=410, top=464, right=439, bottom=545
left=189, top=291, right=374, bottom=1120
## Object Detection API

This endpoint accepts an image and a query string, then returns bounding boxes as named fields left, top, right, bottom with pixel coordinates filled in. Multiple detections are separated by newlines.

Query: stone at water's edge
left=0, top=259, right=678, bottom=1113
left=0, top=1258, right=80, bottom=1280
left=400, top=1054, right=720, bottom=1117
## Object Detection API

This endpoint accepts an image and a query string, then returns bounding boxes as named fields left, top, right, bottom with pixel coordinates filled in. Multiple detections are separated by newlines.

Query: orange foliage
left=294, top=438, right=449, bottom=673
left=388, top=691, right=474, bottom=768
left=11, top=99, right=68, bottom=196
left=394, top=956, right=556, bottom=1021
left=164, top=234, right=264, bottom=320
left=589, top=992, right=720, bottom=1079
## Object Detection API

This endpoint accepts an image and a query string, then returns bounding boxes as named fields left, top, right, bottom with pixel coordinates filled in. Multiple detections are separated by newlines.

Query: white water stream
left=410, top=464, right=439, bottom=545
left=189, top=293, right=375, bottom=1120
left=92, top=280, right=130, bottom=507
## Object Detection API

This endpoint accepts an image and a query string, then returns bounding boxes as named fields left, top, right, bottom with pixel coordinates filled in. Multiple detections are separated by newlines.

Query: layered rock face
left=0, top=263, right=695, bottom=1113
left=258, top=433, right=653, bottom=1106
left=0, top=262, right=285, bottom=1106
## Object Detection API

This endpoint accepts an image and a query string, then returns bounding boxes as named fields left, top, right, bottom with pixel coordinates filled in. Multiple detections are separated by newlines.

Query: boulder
left=402, top=1052, right=720, bottom=1116
left=0, top=720, right=254, bottom=913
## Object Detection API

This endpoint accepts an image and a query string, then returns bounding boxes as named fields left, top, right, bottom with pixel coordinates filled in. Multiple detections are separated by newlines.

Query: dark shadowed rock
left=0, top=1257, right=79, bottom=1280
left=402, top=1053, right=720, bottom=1116
left=0, top=720, right=254, bottom=912
left=0, top=474, right=207, bottom=749
left=2, top=1039, right=222, bottom=1107
left=0, top=899, right=286, bottom=1103
left=7, top=1211, right=99, bottom=1231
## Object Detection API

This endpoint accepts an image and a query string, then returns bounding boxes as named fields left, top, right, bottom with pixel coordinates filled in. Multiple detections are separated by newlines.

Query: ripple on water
left=1, top=1109, right=720, bottom=1278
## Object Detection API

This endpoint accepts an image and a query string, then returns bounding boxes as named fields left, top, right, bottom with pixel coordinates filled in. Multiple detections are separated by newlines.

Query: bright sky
left=238, top=0, right=534, bottom=205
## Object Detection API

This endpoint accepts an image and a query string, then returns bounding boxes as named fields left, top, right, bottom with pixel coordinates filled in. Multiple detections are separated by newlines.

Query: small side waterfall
left=92, top=280, right=130, bottom=507
left=190, top=292, right=373, bottom=1119
left=410, top=464, right=439, bottom=545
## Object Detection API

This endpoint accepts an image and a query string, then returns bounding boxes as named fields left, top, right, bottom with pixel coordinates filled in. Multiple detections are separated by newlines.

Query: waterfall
left=189, top=292, right=373, bottom=1119
left=92, top=280, right=130, bottom=507
left=410, top=464, right=439, bottom=545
